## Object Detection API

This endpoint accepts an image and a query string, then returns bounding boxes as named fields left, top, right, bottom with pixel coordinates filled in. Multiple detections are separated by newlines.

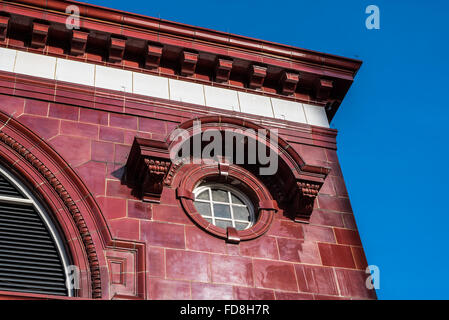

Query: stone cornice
left=0, top=0, right=362, bottom=120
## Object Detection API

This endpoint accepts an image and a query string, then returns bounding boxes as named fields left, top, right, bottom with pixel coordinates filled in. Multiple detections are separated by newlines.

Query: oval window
left=193, top=183, right=255, bottom=231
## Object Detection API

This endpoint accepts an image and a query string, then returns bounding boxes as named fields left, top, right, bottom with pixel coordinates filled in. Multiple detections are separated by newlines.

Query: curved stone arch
left=0, top=112, right=104, bottom=298
left=128, top=115, right=330, bottom=223
left=171, top=116, right=330, bottom=221
left=0, top=111, right=111, bottom=298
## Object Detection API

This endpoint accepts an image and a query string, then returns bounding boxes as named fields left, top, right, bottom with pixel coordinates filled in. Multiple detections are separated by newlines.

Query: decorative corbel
left=108, top=36, right=126, bottom=63
left=288, top=165, right=330, bottom=223
left=145, top=44, right=163, bottom=69
left=70, top=30, right=89, bottom=56
left=180, top=51, right=198, bottom=76
left=293, top=180, right=321, bottom=223
left=316, top=78, right=334, bottom=100
left=249, top=65, right=267, bottom=89
left=125, top=137, right=172, bottom=203
left=280, top=71, right=299, bottom=95
left=30, top=22, right=49, bottom=48
left=215, top=58, right=233, bottom=83
left=0, top=16, right=9, bottom=42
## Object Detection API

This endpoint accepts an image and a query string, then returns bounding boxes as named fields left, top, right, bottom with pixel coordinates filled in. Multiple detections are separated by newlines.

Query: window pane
left=235, top=222, right=250, bottom=230
left=194, top=201, right=211, bottom=216
left=213, top=204, right=231, bottom=219
left=231, top=193, right=245, bottom=205
left=211, top=189, right=228, bottom=202
left=233, top=206, right=250, bottom=221
left=196, top=190, right=209, bottom=200
left=215, top=219, right=232, bottom=229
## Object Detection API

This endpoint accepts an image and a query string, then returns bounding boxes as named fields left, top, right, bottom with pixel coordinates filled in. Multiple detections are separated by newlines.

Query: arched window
left=0, top=163, right=73, bottom=297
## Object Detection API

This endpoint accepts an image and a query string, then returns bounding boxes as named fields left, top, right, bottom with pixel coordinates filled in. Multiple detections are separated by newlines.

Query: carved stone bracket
left=215, top=58, right=233, bottom=83
left=180, top=51, right=198, bottom=76
left=70, top=30, right=89, bottom=56
left=125, top=137, right=172, bottom=203
left=316, top=78, right=334, bottom=100
left=0, top=16, right=9, bottom=42
left=145, top=44, right=163, bottom=69
left=289, top=177, right=326, bottom=223
left=280, top=71, right=299, bottom=95
left=31, top=22, right=49, bottom=48
left=109, top=37, right=126, bottom=63
left=249, top=65, right=267, bottom=89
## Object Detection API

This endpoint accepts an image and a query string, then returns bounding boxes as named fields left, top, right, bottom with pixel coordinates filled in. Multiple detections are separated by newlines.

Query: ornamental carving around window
left=125, top=116, right=330, bottom=242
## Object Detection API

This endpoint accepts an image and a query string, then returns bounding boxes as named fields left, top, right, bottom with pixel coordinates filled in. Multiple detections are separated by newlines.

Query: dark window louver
left=0, top=168, right=69, bottom=297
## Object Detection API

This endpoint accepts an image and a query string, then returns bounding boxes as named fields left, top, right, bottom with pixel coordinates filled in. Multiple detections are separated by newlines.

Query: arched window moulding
left=0, top=110, right=146, bottom=300
left=125, top=116, right=331, bottom=232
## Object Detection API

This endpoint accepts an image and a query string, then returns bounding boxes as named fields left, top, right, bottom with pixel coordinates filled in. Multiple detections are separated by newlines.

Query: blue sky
left=85, top=0, right=449, bottom=299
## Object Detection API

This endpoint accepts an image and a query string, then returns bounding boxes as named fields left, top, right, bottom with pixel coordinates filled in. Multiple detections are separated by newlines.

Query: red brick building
left=0, top=0, right=375, bottom=300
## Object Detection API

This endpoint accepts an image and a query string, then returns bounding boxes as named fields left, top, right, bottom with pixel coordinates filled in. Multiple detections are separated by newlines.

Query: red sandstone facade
left=0, top=0, right=375, bottom=300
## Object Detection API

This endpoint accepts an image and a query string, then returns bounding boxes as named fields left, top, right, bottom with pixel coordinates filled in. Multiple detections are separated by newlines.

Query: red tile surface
left=318, top=243, right=356, bottom=269
left=110, top=113, right=138, bottom=130
left=335, top=269, right=376, bottom=299
left=343, top=214, right=357, bottom=230
left=91, top=140, right=115, bottom=162
left=295, top=264, right=338, bottom=295
left=318, top=195, right=353, bottom=213
left=0, top=95, right=25, bottom=117
left=211, top=255, right=253, bottom=286
left=149, top=279, right=190, bottom=300
left=140, top=221, right=185, bottom=249
left=185, top=225, right=227, bottom=254
left=334, top=228, right=362, bottom=246
left=24, top=99, right=48, bottom=116
left=239, top=236, right=279, bottom=260
left=99, top=126, right=124, bottom=143
left=304, top=225, right=336, bottom=243
left=76, top=161, right=106, bottom=196
left=48, top=135, right=91, bottom=167
left=60, top=120, right=98, bottom=138
left=267, top=218, right=304, bottom=239
left=128, top=200, right=151, bottom=220
left=277, top=238, right=321, bottom=264
left=106, top=179, right=134, bottom=199
left=275, top=291, right=313, bottom=300
left=191, top=283, right=233, bottom=300
left=80, top=108, right=109, bottom=125
left=96, top=196, right=127, bottom=220
left=139, top=117, right=167, bottom=134
left=17, top=114, right=60, bottom=140
left=314, top=294, right=348, bottom=300
left=166, top=249, right=210, bottom=282
left=351, top=246, right=369, bottom=270
left=152, top=204, right=192, bottom=225
left=49, top=103, right=79, bottom=120
left=309, top=210, right=344, bottom=228
left=332, top=176, right=348, bottom=197
left=108, top=218, right=140, bottom=240
left=147, top=247, right=165, bottom=277
left=253, top=259, right=298, bottom=292
left=114, top=144, right=131, bottom=164
left=233, top=286, right=275, bottom=300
